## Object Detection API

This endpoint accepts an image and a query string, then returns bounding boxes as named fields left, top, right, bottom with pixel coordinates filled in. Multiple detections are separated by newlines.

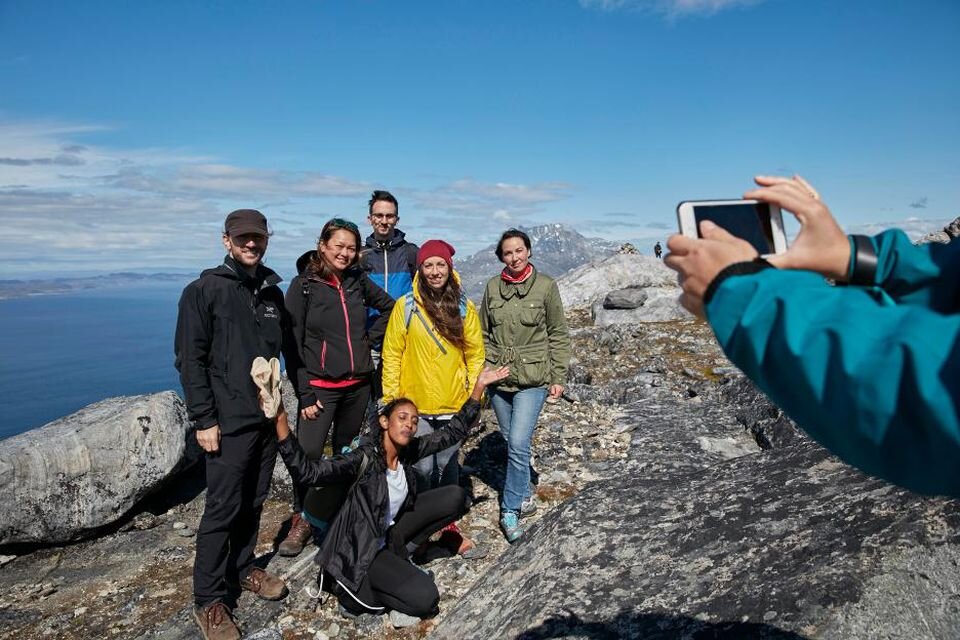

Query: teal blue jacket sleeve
left=705, top=249, right=960, bottom=497
left=860, top=229, right=960, bottom=311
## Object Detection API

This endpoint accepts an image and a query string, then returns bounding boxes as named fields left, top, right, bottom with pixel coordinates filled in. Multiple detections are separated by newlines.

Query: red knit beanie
left=417, top=239, right=456, bottom=269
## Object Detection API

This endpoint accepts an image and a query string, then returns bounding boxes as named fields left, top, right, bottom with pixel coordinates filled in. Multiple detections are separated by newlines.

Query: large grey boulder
left=917, top=216, right=960, bottom=245
left=0, top=391, right=192, bottom=546
left=591, top=288, right=688, bottom=325
left=433, top=398, right=960, bottom=639
left=558, top=253, right=679, bottom=310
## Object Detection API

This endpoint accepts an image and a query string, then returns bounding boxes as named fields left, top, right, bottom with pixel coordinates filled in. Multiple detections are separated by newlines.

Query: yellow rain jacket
left=381, top=272, right=484, bottom=415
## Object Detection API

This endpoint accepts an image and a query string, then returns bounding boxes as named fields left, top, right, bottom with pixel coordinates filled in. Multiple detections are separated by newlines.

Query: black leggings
left=338, top=485, right=468, bottom=618
left=295, top=381, right=371, bottom=511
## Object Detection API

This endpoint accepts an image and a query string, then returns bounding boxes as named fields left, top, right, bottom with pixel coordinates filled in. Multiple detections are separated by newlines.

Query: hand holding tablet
left=676, top=199, right=788, bottom=257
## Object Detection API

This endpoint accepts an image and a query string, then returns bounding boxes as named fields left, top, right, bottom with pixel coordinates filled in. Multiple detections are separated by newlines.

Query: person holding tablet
left=664, top=174, right=960, bottom=497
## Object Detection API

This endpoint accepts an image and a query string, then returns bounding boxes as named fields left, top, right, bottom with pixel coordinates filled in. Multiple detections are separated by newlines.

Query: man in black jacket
left=175, top=209, right=293, bottom=640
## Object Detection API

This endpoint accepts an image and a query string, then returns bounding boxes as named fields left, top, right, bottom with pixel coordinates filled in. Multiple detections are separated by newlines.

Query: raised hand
left=664, top=220, right=759, bottom=318
left=477, top=365, right=510, bottom=388
left=745, top=175, right=850, bottom=280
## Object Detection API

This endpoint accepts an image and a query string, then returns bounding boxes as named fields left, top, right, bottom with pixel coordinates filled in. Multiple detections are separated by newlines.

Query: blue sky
left=1, top=0, right=958, bottom=278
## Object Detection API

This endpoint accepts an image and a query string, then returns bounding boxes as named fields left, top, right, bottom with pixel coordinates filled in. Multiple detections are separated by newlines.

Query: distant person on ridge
left=480, top=229, right=571, bottom=542
left=664, top=175, right=960, bottom=497
left=654, top=241, right=663, bottom=259
left=175, top=209, right=295, bottom=640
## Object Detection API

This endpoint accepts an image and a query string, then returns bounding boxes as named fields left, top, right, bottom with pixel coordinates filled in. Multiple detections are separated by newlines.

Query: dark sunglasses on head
left=327, top=217, right=359, bottom=233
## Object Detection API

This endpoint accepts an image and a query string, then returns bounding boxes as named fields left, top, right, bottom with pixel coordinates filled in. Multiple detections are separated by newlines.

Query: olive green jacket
left=480, top=267, right=570, bottom=391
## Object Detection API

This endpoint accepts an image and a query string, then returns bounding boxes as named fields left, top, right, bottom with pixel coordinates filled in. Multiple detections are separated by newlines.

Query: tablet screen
left=693, top=202, right=774, bottom=254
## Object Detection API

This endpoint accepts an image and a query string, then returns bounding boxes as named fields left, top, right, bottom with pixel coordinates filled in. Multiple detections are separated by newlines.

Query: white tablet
left=676, top=199, right=788, bottom=256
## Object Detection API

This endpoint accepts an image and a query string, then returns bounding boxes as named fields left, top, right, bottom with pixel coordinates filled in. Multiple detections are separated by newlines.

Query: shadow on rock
left=518, top=609, right=808, bottom=640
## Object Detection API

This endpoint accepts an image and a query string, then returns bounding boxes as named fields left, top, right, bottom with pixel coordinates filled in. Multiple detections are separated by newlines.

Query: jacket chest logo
left=262, top=305, right=279, bottom=320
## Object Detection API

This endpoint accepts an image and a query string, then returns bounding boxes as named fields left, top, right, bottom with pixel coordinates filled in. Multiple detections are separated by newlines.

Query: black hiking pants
left=338, top=485, right=468, bottom=618
left=294, top=380, right=371, bottom=512
left=193, top=422, right=277, bottom=607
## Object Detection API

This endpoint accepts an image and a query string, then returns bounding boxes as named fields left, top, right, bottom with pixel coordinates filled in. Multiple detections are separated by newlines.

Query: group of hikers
left=174, top=175, right=960, bottom=640
left=175, top=190, right=570, bottom=639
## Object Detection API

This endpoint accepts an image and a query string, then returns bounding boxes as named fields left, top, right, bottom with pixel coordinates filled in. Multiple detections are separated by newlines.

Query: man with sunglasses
left=175, top=209, right=294, bottom=640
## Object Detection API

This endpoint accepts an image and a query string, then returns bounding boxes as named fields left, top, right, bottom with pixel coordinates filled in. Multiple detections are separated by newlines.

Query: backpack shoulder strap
left=403, top=295, right=447, bottom=355
left=403, top=294, right=417, bottom=330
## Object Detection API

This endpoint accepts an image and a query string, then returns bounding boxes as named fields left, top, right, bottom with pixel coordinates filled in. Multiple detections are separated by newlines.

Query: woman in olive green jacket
left=480, top=229, right=570, bottom=542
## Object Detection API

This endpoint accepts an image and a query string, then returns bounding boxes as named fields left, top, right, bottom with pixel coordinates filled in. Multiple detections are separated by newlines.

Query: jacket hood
left=364, top=228, right=409, bottom=250
left=295, top=250, right=315, bottom=276
left=202, top=256, right=282, bottom=287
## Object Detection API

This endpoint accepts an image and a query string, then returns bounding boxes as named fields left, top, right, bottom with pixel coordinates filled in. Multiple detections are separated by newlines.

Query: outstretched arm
left=411, top=366, right=510, bottom=459
left=706, top=266, right=960, bottom=497
left=274, top=404, right=361, bottom=486
left=746, top=175, right=960, bottom=310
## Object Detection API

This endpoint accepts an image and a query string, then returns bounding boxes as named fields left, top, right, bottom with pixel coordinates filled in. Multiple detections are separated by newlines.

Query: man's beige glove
left=250, top=356, right=282, bottom=418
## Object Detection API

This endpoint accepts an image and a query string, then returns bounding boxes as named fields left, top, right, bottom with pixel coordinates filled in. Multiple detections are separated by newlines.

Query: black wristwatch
left=848, top=235, right=878, bottom=286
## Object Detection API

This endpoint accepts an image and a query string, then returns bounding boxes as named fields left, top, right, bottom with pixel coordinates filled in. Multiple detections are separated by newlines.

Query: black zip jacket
left=286, top=252, right=395, bottom=407
left=174, top=257, right=295, bottom=434
left=278, top=398, right=480, bottom=592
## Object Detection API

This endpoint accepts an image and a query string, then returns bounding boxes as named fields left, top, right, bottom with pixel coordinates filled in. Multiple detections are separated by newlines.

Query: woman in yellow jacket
left=381, top=239, right=485, bottom=556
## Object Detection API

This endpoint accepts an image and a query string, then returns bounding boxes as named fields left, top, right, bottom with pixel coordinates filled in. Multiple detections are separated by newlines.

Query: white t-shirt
left=384, top=463, right=409, bottom=530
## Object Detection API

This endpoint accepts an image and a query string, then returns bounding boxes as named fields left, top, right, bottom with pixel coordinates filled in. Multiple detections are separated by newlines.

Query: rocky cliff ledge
left=1, top=253, right=957, bottom=640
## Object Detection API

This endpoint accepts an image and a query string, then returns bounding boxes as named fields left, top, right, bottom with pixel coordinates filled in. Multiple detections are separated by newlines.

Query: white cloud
left=579, top=0, right=762, bottom=18
left=0, top=120, right=377, bottom=276
left=845, top=217, right=954, bottom=242
left=0, top=119, right=580, bottom=277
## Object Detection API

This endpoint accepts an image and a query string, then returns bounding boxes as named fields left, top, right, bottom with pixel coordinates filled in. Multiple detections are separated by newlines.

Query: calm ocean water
left=0, top=281, right=193, bottom=440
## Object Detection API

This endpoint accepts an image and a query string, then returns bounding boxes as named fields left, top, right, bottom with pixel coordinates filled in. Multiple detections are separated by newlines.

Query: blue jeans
left=412, top=416, right=461, bottom=494
left=490, top=386, right=548, bottom=514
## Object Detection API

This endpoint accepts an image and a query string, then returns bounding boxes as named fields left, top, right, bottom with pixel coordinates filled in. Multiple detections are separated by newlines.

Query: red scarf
left=501, top=263, right=533, bottom=283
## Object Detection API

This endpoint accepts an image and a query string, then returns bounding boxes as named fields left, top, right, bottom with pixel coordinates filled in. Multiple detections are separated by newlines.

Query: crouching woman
left=273, top=365, right=509, bottom=619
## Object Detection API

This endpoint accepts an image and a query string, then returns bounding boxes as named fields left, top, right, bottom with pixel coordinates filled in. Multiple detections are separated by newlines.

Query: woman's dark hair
left=418, top=264, right=466, bottom=350
left=380, top=397, right=417, bottom=419
left=309, top=218, right=362, bottom=280
left=495, top=228, right=532, bottom=261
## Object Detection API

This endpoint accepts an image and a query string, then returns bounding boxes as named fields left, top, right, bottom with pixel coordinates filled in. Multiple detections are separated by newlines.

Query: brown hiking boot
left=240, top=567, right=289, bottom=601
left=277, top=512, right=312, bottom=557
left=193, top=601, right=240, bottom=640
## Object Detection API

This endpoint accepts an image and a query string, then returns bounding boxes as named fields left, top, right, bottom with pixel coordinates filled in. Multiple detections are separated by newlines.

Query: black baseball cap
left=224, top=209, right=268, bottom=236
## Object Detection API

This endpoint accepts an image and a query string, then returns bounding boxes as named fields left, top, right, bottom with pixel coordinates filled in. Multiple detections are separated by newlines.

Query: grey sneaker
left=389, top=610, right=422, bottom=628
left=520, top=494, right=538, bottom=518
left=500, top=511, right=523, bottom=543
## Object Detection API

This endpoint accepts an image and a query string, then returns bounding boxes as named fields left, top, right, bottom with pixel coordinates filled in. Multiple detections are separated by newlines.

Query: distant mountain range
left=0, top=272, right=192, bottom=300
left=455, top=223, right=622, bottom=299
left=0, top=224, right=623, bottom=301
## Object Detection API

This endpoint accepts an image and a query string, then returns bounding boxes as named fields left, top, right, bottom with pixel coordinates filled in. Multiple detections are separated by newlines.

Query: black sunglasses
left=327, top=218, right=359, bottom=233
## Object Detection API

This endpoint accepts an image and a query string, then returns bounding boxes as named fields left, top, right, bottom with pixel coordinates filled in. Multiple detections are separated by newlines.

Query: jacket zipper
left=321, top=340, right=327, bottom=370
left=337, top=282, right=356, bottom=373
left=382, top=248, right=389, bottom=296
